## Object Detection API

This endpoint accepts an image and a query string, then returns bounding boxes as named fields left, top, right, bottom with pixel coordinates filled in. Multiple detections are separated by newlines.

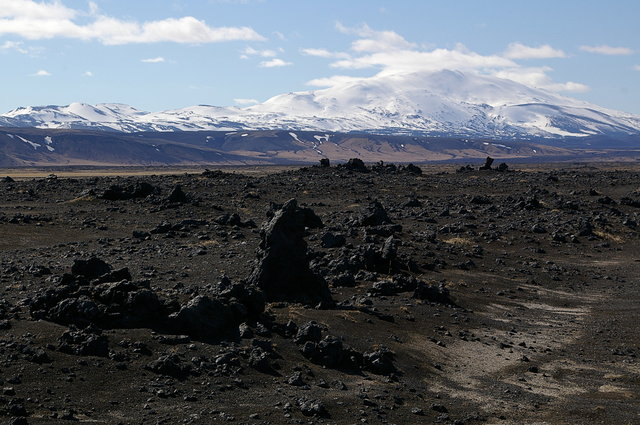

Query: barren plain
left=0, top=160, right=638, bottom=425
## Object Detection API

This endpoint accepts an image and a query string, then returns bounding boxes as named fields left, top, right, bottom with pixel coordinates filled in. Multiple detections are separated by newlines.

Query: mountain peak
left=1, top=70, right=639, bottom=138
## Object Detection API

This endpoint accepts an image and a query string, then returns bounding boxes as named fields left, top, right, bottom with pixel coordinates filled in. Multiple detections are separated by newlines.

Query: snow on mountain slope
left=2, top=70, right=639, bottom=138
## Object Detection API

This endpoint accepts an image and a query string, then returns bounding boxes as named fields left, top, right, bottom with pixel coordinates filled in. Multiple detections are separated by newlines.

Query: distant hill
left=1, top=128, right=639, bottom=167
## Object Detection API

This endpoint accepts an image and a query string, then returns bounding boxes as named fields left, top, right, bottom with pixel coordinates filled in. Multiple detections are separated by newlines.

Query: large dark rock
left=247, top=199, right=332, bottom=307
left=342, top=158, right=369, bottom=172
left=413, top=281, right=452, bottom=304
left=145, top=354, right=192, bottom=379
left=99, top=182, right=155, bottom=200
left=358, top=200, right=392, bottom=226
left=294, top=321, right=323, bottom=344
left=71, top=257, right=111, bottom=279
left=165, top=184, right=188, bottom=203
left=363, top=346, right=396, bottom=375
left=219, top=283, right=265, bottom=318
left=301, top=336, right=345, bottom=368
left=48, top=296, right=102, bottom=327
left=479, top=156, right=494, bottom=170
left=320, top=232, right=346, bottom=248
left=58, top=326, right=109, bottom=357
left=401, top=163, right=422, bottom=175
left=169, top=295, right=244, bottom=340
left=496, top=162, right=509, bottom=172
left=346, top=237, right=399, bottom=274
left=215, top=212, right=256, bottom=228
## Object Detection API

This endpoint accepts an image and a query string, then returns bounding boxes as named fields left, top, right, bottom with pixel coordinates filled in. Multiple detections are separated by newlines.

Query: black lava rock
left=247, top=199, right=332, bottom=307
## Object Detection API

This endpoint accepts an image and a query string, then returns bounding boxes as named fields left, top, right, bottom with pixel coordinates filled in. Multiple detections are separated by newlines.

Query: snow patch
left=313, top=134, right=330, bottom=143
left=16, top=135, right=41, bottom=150
left=289, top=132, right=304, bottom=144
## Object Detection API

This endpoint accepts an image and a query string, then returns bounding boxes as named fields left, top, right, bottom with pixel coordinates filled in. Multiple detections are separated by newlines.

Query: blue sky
left=0, top=0, right=639, bottom=113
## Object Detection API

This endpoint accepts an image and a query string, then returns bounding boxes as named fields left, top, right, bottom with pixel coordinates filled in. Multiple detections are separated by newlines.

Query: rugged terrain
left=0, top=160, right=639, bottom=425
left=1, top=127, right=640, bottom=167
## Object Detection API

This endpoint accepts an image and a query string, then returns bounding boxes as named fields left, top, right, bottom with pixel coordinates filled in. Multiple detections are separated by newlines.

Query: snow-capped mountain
left=2, top=70, right=640, bottom=138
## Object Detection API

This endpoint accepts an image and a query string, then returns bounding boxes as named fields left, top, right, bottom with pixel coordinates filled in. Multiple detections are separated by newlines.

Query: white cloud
left=83, top=71, right=93, bottom=77
left=234, top=98, right=259, bottom=105
left=87, top=1, right=99, bottom=16
left=0, top=0, right=76, bottom=20
left=32, top=69, right=51, bottom=77
left=141, top=57, right=165, bottom=63
left=580, top=45, right=634, bottom=55
left=503, top=42, right=566, bottom=59
left=242, top=46, right=277, bottom=57
left=301, top=48, right=350, bottom=59
left=259, top=58, right=292, bottom=68
left=336, top=23, right=415, bottom=53
left=634, top=65, right=640, bottom=71
left=0, top=0, right=265, bottom=44
left=308, top=24, right=587, bottom=94
left=306, top=75, right=365, bottom=87
left=0, top=40, right=28, bottom=54
left=330, top=44, right=516, bottom=73
left=494, top=67, right=589, bottom=93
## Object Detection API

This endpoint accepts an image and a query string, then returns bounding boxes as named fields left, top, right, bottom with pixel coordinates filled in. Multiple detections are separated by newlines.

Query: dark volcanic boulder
left=48, top=296, right=102, bottom=327
left=294, top=321, right=323, bottom=344
left=145, top=354, right=192, bottom=379
left=300, top=336, right=363, bottom=370
left=71, top=257, right=111, bottom=279
left=363, top=346, right=396, bottom=375
left=166, top=184, right=188, bottom=203
left=479, top=156, right=494, bottom=170
left=247, top=199, right=333, bottom=307
left=169, top=295, right=244, bottom=340
left=401, top=163, right=422, bottom=175
left=215, top=212, right=257, bottom=228
left=496, top=162, right=509, bottom=172
left=358, top=200, right=392, bottom=226
left=301, top=336, right=345, bottom=368
left=320, top=232, right=346, bottom=248
left=99, top=182, right=155, bottom=200
left=219, top=283, right=265, bottom=318
left=319, top=158, right=330, bottom=167
left=413, top=281, right=452, bottom=304
left=342, top=158, right=369, bottom=172
left=58, top=326, right=109, bottom=357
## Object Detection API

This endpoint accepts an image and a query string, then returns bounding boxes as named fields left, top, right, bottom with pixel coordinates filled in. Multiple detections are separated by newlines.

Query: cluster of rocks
left=457, top=156, right=509, bottom=172
left=25, top=199, right=358, bottom=349
left=290, top=321, right=397, bottom=375
left=98, top=182, right=157, bottom=200
left=331, top=158, right=423, bottom=175
left=28, top=256, right=266, bottom=342
left=97, top=181, right=193, bottom=206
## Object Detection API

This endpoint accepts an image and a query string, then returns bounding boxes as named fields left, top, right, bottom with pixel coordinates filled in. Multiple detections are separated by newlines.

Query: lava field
left=0, top=159, right=639, bottom=425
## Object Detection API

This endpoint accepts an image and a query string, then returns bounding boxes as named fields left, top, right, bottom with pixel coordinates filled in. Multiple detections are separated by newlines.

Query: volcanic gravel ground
left=0, top=161, right=639, bottom=425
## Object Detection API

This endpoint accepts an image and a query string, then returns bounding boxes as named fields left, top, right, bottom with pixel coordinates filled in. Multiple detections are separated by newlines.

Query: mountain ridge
left=3, top=70, right=640, bottom=139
